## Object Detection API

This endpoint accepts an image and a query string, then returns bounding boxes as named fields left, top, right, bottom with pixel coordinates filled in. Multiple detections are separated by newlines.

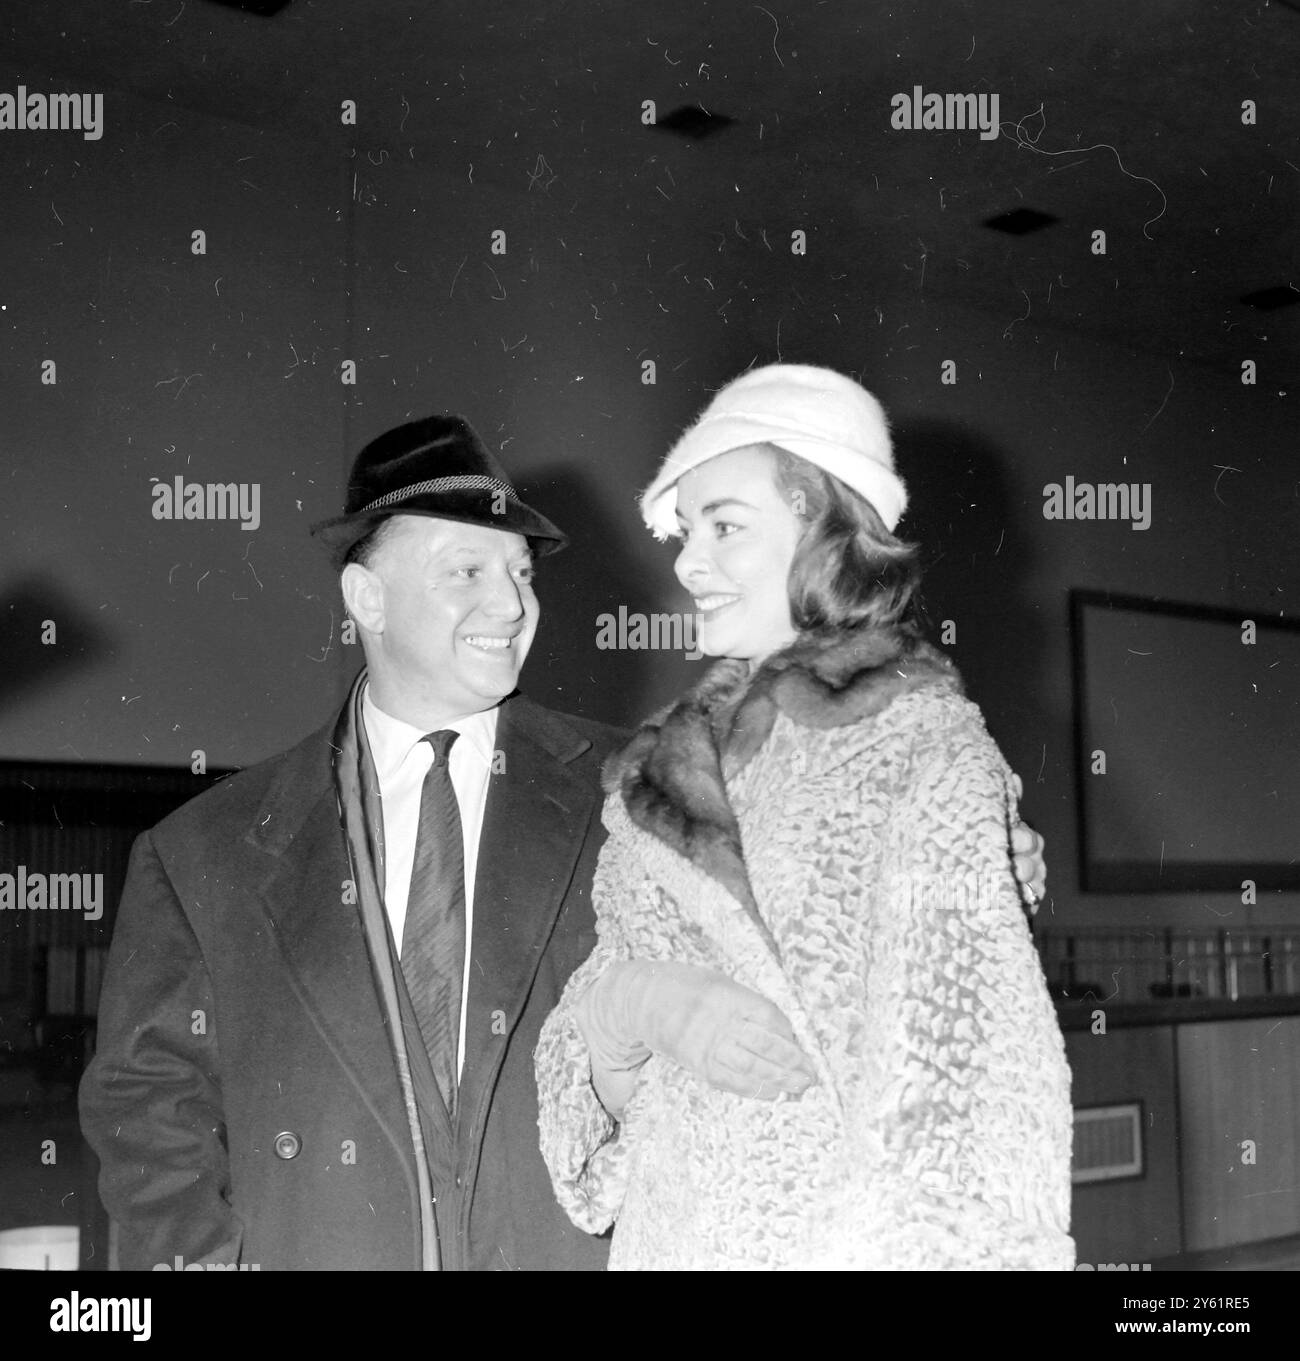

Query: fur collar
left=604, top=626, right=962, bottom=954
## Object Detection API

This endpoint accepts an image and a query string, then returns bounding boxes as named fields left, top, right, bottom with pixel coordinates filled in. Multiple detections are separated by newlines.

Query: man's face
left=349, top=515, right=540, bottom=720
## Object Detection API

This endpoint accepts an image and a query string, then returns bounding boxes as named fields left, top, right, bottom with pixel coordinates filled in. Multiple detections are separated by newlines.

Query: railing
left=1037, top=928, right=1300, bottom=1006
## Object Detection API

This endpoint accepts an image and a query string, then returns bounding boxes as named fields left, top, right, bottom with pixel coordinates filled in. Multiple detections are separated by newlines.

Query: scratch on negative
left=755, top=6, right=785, bottom=67
left=1140, top=368, right=1175, bottom=435
left=1003, top=290, right=1031, bottom=341
left=449, top=255, right=468, bottom=299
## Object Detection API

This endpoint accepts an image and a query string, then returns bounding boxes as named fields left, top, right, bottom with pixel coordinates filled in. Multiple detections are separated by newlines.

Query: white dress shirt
left=362, top=682, right=498, bottom=1080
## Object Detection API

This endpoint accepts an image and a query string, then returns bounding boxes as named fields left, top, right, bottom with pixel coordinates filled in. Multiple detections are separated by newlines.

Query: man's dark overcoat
left=80, top=689, right=624, bottom=1271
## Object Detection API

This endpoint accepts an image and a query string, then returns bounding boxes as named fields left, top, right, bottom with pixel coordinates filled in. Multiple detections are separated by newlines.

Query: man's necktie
left=400, top=730, right=466, bottom=1118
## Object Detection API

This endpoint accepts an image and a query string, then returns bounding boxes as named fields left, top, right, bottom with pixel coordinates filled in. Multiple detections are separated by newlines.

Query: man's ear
left=341, top=562, right=384, bottom=635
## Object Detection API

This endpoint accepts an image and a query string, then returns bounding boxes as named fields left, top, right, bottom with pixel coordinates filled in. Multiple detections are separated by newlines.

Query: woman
left=534, top=364, right=1075, bottom=1270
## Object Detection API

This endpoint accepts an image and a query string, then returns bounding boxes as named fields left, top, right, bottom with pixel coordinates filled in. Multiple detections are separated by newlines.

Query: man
left=80, top=414, right=1047, bottom=1270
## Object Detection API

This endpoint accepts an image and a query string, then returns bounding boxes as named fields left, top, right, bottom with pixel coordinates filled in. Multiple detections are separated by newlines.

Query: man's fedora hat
left=311, top=414, right=568, bottom=567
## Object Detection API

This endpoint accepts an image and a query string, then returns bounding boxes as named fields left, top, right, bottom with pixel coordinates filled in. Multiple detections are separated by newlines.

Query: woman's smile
left=693, top=592, right=742, bottom=619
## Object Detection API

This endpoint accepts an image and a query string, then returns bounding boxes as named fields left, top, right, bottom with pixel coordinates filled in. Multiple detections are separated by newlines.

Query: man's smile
left=462, top=632, right=519, bottom=654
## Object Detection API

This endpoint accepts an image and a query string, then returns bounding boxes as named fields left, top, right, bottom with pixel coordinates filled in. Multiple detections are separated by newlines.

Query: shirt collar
left=362, top=680, right=499, bottom=781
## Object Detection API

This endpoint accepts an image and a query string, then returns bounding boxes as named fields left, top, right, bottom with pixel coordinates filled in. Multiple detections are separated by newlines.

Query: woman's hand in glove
left=574, top=960, right=817, bottom=1117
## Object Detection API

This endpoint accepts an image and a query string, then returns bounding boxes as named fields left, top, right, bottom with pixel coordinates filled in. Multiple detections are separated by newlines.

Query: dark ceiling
left=4, top=0, right=1298, bottom=376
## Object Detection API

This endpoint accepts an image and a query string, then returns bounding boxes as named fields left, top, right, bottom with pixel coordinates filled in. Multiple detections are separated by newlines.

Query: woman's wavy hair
left=767, top=444, right=926, bottom=637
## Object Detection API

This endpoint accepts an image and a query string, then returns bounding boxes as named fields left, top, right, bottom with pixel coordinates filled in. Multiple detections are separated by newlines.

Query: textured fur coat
left=534, top=625, right=1075, bottom=1270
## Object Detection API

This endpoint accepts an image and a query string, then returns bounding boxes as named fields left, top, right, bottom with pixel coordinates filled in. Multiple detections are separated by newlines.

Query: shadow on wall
left=895, top=418, right=1050, bottom=745
left=518, top=420, right=1055, bottom=736
left=517, top=465, right=673, bottom=731
left=0, top=577, right=113, bottom=716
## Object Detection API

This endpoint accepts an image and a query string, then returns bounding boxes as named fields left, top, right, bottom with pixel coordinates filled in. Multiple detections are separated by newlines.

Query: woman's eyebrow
left=692, top=497, right=759, bottom=517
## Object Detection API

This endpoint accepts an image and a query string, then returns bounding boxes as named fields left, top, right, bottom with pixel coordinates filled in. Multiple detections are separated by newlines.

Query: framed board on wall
left=1070, top=590, right=1300, bottom=892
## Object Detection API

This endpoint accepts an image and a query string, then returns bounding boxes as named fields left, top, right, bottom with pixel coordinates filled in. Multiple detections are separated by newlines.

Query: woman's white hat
left=639, top=364, right=908, bottom=539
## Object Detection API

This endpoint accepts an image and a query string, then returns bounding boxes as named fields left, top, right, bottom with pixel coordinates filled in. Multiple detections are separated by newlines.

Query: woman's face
left=672, top=444, right=803, bottom=664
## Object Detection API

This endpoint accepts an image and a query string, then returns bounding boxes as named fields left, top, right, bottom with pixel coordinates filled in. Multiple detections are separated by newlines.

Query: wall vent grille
left=1073, top=1103, right=1144, bottom=1184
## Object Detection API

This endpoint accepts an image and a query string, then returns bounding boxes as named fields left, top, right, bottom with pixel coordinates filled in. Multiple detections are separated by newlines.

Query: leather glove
left=574, top=960, right=817, bottom=1116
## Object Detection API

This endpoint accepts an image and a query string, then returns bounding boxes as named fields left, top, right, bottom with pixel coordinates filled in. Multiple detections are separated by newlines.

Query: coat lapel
left=608, top=657, right=782, bottom=959
left=455, top=695, right=599, bottom=1139
left=244, top=724, right=422, bottom=1180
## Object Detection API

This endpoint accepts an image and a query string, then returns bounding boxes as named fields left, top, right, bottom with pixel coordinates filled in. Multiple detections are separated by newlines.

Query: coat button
left=273, top=1131, right=301, bottom=1160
